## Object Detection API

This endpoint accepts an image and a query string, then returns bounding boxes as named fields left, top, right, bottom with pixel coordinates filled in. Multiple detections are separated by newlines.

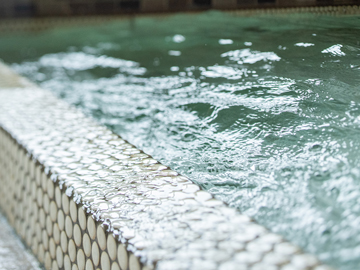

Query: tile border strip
left=0, top=5, right=359, bottom=33
left=0, top=61, right=334, bottom=270
left=0, top=0, right=360, bottom=18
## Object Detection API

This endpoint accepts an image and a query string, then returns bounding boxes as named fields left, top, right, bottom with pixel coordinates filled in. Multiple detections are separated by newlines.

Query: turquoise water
left=1, top=11, right=360, bottom=269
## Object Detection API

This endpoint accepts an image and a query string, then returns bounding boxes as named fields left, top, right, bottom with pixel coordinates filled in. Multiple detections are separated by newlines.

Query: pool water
left=1, top=11, right=360, bottom=269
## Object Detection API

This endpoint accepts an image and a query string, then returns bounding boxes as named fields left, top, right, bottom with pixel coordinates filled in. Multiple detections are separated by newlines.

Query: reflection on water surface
left=2, top=11, right=360, bottom=270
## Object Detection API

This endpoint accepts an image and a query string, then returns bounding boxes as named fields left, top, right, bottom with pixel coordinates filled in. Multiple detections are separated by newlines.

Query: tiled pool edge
left=0, top=126, right=143, bottom=270
left=0, top=62, right=333, bottom=270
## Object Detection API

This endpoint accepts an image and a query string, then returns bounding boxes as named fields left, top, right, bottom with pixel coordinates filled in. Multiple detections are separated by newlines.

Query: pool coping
left=0, top=61, right=334, bottom=270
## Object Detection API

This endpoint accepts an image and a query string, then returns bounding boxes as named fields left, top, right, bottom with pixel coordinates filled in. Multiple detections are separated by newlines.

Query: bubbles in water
left=221, top=49, right=281, bottom=64
left=322, top=44, right=346, bottom=56
left=172, top=34, right=186, bottom=43
left=168, top=50, right=182, bottom=56
left=219, top=39, right=234, bottom=45
left=295, top=43, right=315, bottom=47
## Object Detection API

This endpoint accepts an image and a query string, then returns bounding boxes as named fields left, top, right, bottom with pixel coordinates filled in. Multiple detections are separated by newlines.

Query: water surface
left=1, top=11, right=360, bottom=270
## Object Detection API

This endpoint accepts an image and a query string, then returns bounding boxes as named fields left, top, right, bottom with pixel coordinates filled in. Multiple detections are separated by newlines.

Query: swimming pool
left=1, top=10, right=360, bottom=270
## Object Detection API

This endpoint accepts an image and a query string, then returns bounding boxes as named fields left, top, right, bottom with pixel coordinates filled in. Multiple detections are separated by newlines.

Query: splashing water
left=2, top=11, right=360, bottom=270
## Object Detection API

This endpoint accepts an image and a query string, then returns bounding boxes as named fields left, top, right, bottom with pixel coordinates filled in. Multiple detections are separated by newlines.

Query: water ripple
left=5, top=11, right=360, bottom=270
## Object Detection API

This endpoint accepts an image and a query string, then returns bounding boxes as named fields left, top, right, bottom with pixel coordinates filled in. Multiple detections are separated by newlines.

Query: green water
left=1, top=11, right=360, bottom=269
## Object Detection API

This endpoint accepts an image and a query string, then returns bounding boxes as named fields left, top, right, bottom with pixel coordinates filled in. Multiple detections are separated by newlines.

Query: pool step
left=0, top=61, right=334, bottom=270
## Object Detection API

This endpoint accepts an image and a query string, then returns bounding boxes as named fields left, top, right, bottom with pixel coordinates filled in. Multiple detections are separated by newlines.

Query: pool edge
left=0, top=61, right=334, bottom=270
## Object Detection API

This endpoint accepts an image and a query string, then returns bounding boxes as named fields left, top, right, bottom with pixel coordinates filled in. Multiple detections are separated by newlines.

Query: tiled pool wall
left=0, top=130, right=144, bottom=270
left=0, top=62, right=335, bottom=270
left=1, top=0, right=359, bottom=17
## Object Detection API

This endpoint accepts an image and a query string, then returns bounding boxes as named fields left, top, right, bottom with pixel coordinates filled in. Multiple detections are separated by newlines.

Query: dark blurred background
left=1, top=0, right=359, bottom=18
